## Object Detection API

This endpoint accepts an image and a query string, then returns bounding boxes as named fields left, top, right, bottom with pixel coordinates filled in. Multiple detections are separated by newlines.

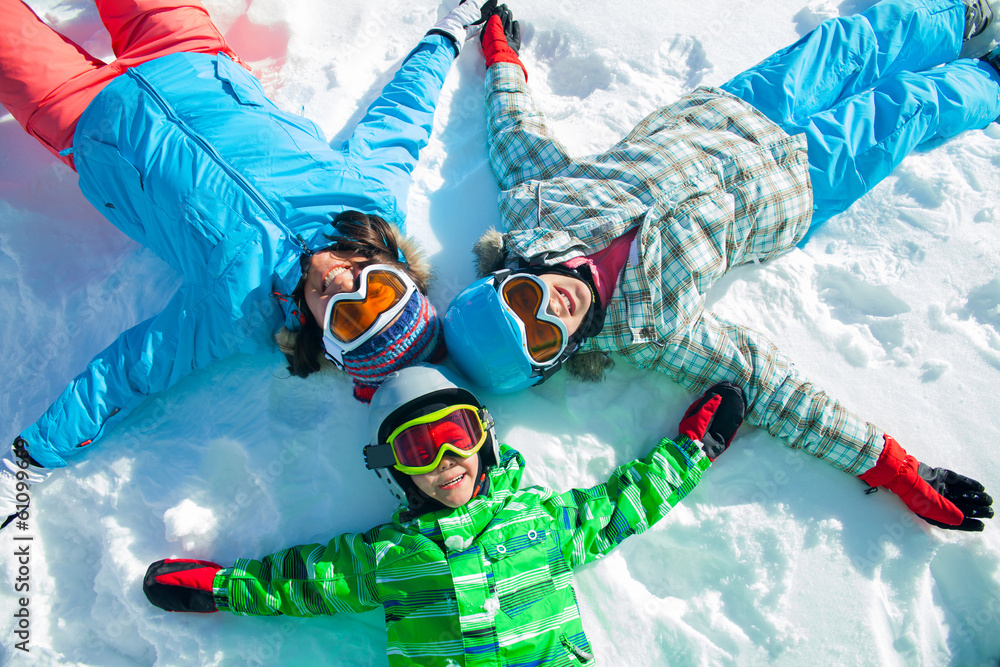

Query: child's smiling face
left=536, top=272, right=592, bottom=336
left=411, top=453, right=480, bottom=508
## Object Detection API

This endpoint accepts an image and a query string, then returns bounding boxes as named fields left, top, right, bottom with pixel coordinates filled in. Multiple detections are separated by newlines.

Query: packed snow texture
left=2, top=0, right=1000, bottom=665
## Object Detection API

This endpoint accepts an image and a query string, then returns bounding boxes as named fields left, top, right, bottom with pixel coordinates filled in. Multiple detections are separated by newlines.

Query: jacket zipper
left=560, top=634, right=594, bottom=663
left=126, top=68, right=301, bottom=251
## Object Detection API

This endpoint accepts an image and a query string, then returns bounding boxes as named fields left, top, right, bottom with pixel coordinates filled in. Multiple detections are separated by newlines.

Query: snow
left=2, top=0, right=1000, bottom=664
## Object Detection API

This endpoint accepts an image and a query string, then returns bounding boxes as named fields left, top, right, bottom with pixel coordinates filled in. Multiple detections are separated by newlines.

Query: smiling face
left=410, top=453, right=481, bottom=508
left=536, top=272, right=592, bottom=337
left=302, top=249, right=372, bottom=324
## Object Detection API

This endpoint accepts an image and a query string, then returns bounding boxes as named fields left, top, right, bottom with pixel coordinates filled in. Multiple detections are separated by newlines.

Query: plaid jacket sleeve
left=545, top=436, right=710, bottom=570
left=616, top=309, right=883, bottom=474
left=213, top=532, right=381, bottom=617
left=486, top=62, right=573, bottom=189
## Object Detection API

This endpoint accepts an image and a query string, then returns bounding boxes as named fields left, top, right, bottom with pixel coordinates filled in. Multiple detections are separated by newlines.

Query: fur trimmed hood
left=392, top=225, right=434, bottom=291
left=471, top=228, right=507, bottom=278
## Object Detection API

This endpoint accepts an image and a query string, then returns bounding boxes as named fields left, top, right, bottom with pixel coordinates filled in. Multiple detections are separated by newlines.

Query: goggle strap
left=491, top=268, right=513, bottom=286
left=534, top=340, right=580, bottom=383
left=364, top=443, right=398, bottom=470
left=480, top=408, right=494, bottom=432
left=324, top=346, right=345, bottom=366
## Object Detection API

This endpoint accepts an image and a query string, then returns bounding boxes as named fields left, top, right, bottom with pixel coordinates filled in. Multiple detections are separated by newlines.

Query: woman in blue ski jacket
left=0, top=0, right=494, bottom=527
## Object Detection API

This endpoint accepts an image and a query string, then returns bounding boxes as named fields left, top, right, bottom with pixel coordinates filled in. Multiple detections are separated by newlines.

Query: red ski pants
left=0, top=0, right=244, bottom=169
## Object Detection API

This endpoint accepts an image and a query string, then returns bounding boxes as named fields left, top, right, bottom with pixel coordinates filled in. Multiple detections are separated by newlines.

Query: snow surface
left=2, top=0, right=1000, bottom=664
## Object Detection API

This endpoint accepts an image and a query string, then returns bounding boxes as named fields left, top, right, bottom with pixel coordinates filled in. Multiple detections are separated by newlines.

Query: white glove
left=427, top=0, right=496, bottom=55
left=0, top=440, right=49, bottom=530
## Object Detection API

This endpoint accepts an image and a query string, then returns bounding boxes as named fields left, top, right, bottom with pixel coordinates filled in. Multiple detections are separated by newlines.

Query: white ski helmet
left=364, top=363, right=499, bottom=505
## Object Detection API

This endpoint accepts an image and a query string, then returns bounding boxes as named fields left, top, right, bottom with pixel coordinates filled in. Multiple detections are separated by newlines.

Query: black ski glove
left=481, top=3, right=521, bottom=53
left=1, top=438, right=44, bottom=532
left=144, top=559, right=222, bottom=613
left=677, top=381, right=746, bottom=460
left=471, top=0, right=499, bottom=26
left=914, top=463, right=994, bottom=531
left=859, top=434, right=995, bottom=531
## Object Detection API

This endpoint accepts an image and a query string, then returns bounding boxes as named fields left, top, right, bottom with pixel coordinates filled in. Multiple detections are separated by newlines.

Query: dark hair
left=279, top=210, right=431, bottom=378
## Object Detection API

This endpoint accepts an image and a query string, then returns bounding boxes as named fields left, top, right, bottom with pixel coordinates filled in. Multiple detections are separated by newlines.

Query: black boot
left=962, top=0, right=1000, bottom=58
left=983, top=47, right=1000, bottom=76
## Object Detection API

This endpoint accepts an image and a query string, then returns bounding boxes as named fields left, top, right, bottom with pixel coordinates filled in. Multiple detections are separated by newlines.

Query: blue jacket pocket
left=214, top=54, right=265, bottom=108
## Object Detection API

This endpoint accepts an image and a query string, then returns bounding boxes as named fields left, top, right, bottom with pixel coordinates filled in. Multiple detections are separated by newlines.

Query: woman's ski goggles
left=322, top=264, right=416, bottom=364
left=364, top=404, right=492, bottom=475
left=496, top=273, right=569, bottom=367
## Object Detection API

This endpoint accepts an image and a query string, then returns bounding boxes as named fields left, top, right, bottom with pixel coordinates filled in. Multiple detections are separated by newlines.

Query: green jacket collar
left=393, top=445, right=525, bottom=551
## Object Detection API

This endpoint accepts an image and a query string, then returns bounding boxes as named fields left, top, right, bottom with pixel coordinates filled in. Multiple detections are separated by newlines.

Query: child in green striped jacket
left=143, top=365, right=745, bottom=666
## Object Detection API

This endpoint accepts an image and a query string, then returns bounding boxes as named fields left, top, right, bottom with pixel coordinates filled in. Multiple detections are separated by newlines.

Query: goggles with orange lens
left=496, top=273, right=569, bottom=367
left=322, top=264, right=416, bottom=364
left=364, top=404, right=493, bottom=475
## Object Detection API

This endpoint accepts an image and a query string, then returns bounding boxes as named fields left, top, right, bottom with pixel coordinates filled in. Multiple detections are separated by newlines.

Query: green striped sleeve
left=547, top=436, right=710, bottom=569
left=212, top=533, right=381, bottom=617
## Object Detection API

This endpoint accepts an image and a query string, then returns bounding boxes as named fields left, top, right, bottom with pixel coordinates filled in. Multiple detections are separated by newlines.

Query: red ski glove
left=859, top=435, right=994, bottom=531
left=144, top=559, right=222, bottom=613
left=481, top=7, right=526, bottom=79
left=677, top=381, right=746, bottom=460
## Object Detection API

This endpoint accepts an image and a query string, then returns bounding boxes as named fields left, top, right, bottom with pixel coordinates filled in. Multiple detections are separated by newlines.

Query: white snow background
left=2, top=0, right=1000, bottom=664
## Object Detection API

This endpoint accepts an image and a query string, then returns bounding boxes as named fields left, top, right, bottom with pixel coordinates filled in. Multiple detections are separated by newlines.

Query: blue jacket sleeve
left=343, top=34, right=456, bottom=228
left=18, top=286, right=250, bottom=468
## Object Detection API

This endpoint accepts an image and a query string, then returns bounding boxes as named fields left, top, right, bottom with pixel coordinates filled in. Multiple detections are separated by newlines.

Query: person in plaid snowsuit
left=443, top=0, right=996, bottom=531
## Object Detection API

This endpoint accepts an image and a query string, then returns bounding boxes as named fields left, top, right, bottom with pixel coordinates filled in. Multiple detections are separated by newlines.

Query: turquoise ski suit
left=19, top=35, right=456, bottom=468
left=722, top=0, right=1000, bottom=239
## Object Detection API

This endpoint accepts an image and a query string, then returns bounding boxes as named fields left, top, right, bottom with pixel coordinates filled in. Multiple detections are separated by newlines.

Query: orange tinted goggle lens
left=328, top=271, right=408, bottom=343
left=501, top=277, right=564, bottom=363
left=391, top=409, right=485, bottom=469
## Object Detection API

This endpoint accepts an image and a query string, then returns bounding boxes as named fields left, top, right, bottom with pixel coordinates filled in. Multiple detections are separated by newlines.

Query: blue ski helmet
left=443, top=271, right=578, bottom=393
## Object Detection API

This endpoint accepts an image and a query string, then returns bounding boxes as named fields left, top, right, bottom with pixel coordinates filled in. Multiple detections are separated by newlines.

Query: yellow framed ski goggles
left=363, top=404, right=491, bottom=475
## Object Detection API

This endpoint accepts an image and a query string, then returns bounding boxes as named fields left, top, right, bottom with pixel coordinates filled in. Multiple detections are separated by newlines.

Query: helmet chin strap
left=471, top=456, right=490, bottom=499
left=398, top=451, right=489, bottom=520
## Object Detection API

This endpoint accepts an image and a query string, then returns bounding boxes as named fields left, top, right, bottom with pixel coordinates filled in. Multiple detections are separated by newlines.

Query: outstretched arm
left=543, top=400, right=721, bottom=569
left=639, top=310, right=885, bottom=474
left=637, top=310, right=994, bottom=530
left=343, top=33, right=457, bottom=225
left=481, top=10, right=574, bottom=189
left=145, top=532, right=382, bottom=616
left=15, top=285, right=260, bottom=471
left=345, top=0, right=496, bottom=223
